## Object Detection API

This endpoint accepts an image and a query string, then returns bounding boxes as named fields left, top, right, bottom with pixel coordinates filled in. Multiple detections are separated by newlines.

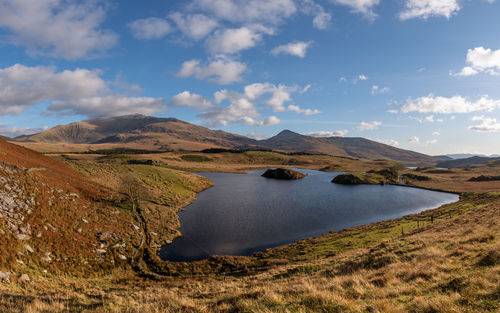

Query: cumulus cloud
left=0, top=0, right=117, bottom=59
left=0, top=64, right=165, bottom=117
left=358, top=121, right=381, bottom=131
left=453, top=47, right=500, bottom=77
left=469, top=115, right=500, bottom=132
left=399, top=0, right=460, bottom=20
left=128, top=17, right=172, bottom=40
left=332, top=0, right=380, bottom=19
left=375, top=138, right=399, bottom=147
left=352, top=74, right=368, bottom=84
left=192, top=0, right=297, bottom=25
left=371, top=85, right=390, bottom=95
left=287, top=105, right=320, bottom=115
left=169, top=91, right=213, bottom=110
left=408, top=136, right=420, bottom=143
left=401, top=94, right=500, bottom=114
left=207, top=27, right=265, bottom=54
left=247, top=132, right=269, bottom=140
left=300, top=0, right=332, bottom=29
left=305, top=130, right=348, bottom=137
left=313, top=11, right=332, bottom=29
left=169, top=12, right=218, bottom=40
left=177, top=57, right=247, bottom=84
left=194, top=82, right=319, bottom=127
left=271, top=41, right=313, bottom=58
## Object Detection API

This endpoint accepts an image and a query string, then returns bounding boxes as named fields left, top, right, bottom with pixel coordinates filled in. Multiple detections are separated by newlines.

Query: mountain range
left=12, top=114, right=438, bottom=165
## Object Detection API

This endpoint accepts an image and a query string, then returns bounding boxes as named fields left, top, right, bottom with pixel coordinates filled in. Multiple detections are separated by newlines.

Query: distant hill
left=436, top=156, right=500, bottom=168
left=259, top=130, right=437, bottom=165
left=441, top=153, right=500, bottom=160
left=14, top=115, right=438, bottom=165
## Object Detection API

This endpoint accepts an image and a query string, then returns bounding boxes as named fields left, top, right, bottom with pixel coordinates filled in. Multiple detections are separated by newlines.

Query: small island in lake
left=262, top=168, right=306, bottom=180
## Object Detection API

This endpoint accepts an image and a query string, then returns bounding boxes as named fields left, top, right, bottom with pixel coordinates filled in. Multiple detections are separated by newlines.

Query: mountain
left=259, top=130, right=437, bottom=165
left=14, top=115, right=438, bottom=165
left=442, top=153, right=500, bottom=159
left=436, top=156, right=500, bottom=168
left=15, top=114, right=258, bottom=150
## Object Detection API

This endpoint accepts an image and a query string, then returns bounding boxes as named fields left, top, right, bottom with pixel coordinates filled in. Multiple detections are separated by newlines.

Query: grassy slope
left=0, top=148, right=498, bottom=312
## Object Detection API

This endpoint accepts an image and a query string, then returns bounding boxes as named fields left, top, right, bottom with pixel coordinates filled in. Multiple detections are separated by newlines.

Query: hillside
left=13, top=115, right=438, bottom=165
left=436, top=156, right=500, bottom=168
left=16, top=114, right=258, bottom=151
left=260, top=130, right=437, bottom=165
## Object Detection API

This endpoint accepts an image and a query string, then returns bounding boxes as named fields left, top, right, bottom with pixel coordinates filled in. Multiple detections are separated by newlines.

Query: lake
left=159, top=168, right=458, bottom=262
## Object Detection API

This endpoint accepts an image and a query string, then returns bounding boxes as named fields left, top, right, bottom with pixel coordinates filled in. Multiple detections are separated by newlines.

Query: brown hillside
left=14, top=115, right=438, bottom=165
left=260, top=130, right=437, bottom=165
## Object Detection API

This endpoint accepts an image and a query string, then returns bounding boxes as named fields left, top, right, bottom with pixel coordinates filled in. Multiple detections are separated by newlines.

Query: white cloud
left=0, top=125, right=49, bottom=138
left=352, top=74, right=368, bottom=84
left=300, top=84, right=311, bottom=93
left=266, top=84, right=295, bottom=112
left=426, top=139, right=438, bottom=145
left=271, top=41, right=313, bottom=58
left=387, top=109, right=399, bottom=114
left=375, top=138, right=399, bottom=147
left=469, top=115, right=500, bottom=132
left=313, top=11, right=332, bottom=29
left=305, top=130, right=348, bottom=137
left=169, top=12, right=218, bottom=40
left=0, top=0, right=117, bottom=59
left=358, top=121, right=381, bottom=131
left=408, top=136, right=420, bottom=143
left=401, top=94, right=500, bottom=114
left=432, top=131, right=440, bottom=136
left=301, top=0, right=332, bottom=29
left=48, top=96, right=166, bottom=118
left=193, top=0, right=297, bottom=25
left=177, top=57, right=247, bottom=84
left=199, top=82, right=319, bottom=126
left=452, top=66, right=479, bottom=77
left=399, top=0, right=460, bottom=20
left=0, top=64, right=165, bottom=117
left=169, top=91, right=213, bottom=110
left=247, top=132, right=269, bottom=140
left=128, top=17, right=172, bottom=40
left=453, top=47, right=500, bottom=77
left=332, top=0, right=380, bottom=19
left=371, top=85, right=390, bottom=95
left=425, top=115, right=435, bottom=122
left=207, top=27, right=264, bottom=54
left=287, top=105, right=320, bottom=115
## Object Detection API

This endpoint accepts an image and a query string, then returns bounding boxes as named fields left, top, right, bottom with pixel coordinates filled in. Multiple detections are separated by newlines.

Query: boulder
left=261, top=168, right=306, bottom=180
left=331, top=174, right=363, bottom=185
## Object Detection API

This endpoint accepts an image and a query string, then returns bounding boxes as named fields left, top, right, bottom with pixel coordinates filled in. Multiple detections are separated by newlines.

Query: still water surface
left=160, top=169, right=458, bottom=262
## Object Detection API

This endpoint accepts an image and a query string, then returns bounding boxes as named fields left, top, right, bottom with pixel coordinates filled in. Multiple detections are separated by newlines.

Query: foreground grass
left=0, top=192, right=498, bottom=312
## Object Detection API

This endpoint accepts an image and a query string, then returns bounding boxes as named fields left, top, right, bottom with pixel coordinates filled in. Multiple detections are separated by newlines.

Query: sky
left=0, top=0, right=500, bottom=155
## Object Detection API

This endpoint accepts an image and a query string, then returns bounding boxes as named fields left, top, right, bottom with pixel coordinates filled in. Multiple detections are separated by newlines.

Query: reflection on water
left=160, top=168, right=458, bottom=262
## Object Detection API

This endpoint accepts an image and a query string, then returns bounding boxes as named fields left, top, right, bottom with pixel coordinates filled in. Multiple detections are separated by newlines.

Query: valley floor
left=0, top=150, right=498, bottom=312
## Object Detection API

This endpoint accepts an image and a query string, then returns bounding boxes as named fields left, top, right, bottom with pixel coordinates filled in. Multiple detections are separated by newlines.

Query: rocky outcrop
left=468, top=175, right=500, bottom=182
left=261, top=168, right=306, bottom=180
left=331, top=174, right=363, bottom=185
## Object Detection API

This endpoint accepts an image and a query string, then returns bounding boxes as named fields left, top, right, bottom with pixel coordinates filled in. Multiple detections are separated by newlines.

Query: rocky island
left=261, top=168, right=306, bottom=180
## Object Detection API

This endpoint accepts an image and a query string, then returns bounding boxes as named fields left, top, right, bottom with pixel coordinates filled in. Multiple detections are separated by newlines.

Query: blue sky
left=0, top=0, right=499, bottom=155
